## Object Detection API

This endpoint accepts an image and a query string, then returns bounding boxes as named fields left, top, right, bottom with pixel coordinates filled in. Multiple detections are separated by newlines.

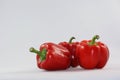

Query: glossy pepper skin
left=76, top=35, right=109, bottom=69
left=29, top=42, right=71, bottom=70
left=59, top=37, right=79, bottom=67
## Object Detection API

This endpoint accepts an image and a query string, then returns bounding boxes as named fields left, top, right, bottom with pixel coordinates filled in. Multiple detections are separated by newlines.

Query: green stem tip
left=69, top=36, right=76, bottom=43
left=89, top=35, right=100, bottom=45
left=29, top=47, right=35, bottom=52
left=29, top=47, right=47, bottom=61
left=29, top=47, right=41, bottom=54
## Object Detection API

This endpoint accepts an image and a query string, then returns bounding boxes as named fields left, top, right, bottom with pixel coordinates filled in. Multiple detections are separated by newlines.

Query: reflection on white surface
left=1, top=63, right=120, bottom=80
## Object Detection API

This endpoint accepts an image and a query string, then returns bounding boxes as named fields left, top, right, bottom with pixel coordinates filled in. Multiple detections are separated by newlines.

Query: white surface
left=0, top=64, right=120, bottom=80
left=0, top=0, right=120, bottom=80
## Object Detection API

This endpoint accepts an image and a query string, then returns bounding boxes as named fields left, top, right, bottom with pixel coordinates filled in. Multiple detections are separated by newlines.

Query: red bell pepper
left=59, top=37, right=79, bottom=67
left=29, top=42, right=71, bottom=70
left=76, top=35, right=109, bottom=69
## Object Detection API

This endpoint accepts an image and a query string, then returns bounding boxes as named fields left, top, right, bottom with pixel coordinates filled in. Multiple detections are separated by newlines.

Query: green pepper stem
left=29, top=47, right=47, bottom=61
left=29, top=47, right=41, bottom=55
left=89, top=35, right=100, bottom=45
left=69, top=37, right=75, bottom=43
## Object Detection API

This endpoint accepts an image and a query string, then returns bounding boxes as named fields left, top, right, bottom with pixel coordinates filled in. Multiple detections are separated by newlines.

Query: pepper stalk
left=89, top=35, right=100, bottom=45
left=69, top=37, right=75, bottom=44
left=29, top=47, right=47, bottom=61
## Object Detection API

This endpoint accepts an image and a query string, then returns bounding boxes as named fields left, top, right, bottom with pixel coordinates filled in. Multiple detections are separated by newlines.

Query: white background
left=0, top=0, right=120, bottom=80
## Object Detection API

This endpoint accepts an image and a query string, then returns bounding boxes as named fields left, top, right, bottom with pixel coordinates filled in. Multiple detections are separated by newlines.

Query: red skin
left=76, top=40, right=109, bottom=69
left=96, top=42, right=109, bottom=68
left=36, top=43, right=71, bottom=70
left=59, top=42, right=79, bottom=67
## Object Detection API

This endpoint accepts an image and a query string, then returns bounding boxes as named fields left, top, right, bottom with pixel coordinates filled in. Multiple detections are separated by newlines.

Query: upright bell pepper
left=29, top=42, right=71, bottom=70
left=76, top=35, right=109, bottom=69
left=59, top=37, right=79, bottom=67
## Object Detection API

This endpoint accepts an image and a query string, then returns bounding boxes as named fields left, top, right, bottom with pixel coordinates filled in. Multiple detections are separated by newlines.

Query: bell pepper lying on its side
left=59, top=37, right=79, bottom=67
left=29, top=42, right=71, bottom=70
